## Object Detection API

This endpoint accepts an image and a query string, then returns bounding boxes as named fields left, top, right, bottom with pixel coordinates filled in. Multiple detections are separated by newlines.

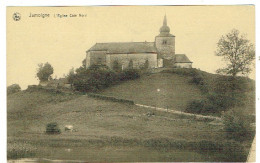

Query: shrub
left=128, top=60, right=134, bottom=69
left=46, top=122, right=61, bottom=134
left=74, top=65, right=117, bottom=92
left=7, top=141, right=36, bottom=159
left=185, top=99, right=217, bottom=115
left=223, top=108, right=254, bottom=142
left=7, top=84, right=21, bottom=95
left=112, top=60, right=122, bottom=72
left=196, top=140, right=247, bottom=162
left=74, top=64, right=140, bottom=92
left=120, top=69, right=140, bottom=81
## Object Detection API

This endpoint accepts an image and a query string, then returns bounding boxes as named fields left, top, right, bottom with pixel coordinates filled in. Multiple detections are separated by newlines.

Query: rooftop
left=173, top=54, right=193, bottom=63
left=88, top=42, right=157, bottom=54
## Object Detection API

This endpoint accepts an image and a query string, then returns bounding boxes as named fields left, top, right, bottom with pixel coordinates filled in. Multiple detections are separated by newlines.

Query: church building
left=85, top=16, right=192, bottom=70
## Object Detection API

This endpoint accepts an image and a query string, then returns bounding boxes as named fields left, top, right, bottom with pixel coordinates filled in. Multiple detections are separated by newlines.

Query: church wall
left=108, top=53, right=157, bottom=70
left=86, top=51, right=91, bottom=68
left=174, top=63, right=192, bottom=68
left=88, top=51, right=107, bottom=66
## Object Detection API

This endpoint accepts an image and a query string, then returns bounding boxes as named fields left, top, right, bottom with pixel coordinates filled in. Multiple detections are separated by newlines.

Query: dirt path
left=135, top=103, right=222, bottom=121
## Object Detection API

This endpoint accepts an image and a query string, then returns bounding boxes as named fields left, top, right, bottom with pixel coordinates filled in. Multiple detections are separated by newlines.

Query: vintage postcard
left=6, top=6, right=255, bottom=162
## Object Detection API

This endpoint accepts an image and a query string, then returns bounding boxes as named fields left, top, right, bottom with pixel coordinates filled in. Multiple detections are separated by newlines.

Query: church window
left=162, top=40, right=167, bottom=45
left=97, top=57, right=102, bottom=64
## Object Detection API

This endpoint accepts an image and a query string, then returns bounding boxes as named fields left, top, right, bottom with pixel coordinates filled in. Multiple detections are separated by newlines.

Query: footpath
left=87, top=93, right=222, bottom=122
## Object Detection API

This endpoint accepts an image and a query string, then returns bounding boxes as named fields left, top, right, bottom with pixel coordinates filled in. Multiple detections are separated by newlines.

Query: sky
left=7, top=6, right=255, bottom=89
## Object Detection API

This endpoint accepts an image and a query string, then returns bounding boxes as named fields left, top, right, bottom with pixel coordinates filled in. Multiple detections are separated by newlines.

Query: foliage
left=66, top=67, right=75, bottom=87
left=73, top=64, right=140, bottom=92
left=165, top=68, right=209, bottom=93
left=120, top=69, right=140, bottom=81
left=7, top=141, right=36, bottom=159
left=36, top=62, right=54, bottom=82
left=82, top=58, right=86, bottom=68
left=139, top=59, right=149, bottom=70
left=74, top=64, right=117, bottom=92
left=223, top=108, right=254, bottom=141
left=186, top=74, right=250, bottom=115
left=46, top=122, right=61, bottom=134
left=7, top=84, right=21, bottom=95
left=196, top=140, right=247, bottom=162
left=215, top=29, right=255, bottom=76
left=185, top=99, right=214, bottom=115
left=128, top=60, right=134, bottom=69
left=112, top=60, right=122, bottom=72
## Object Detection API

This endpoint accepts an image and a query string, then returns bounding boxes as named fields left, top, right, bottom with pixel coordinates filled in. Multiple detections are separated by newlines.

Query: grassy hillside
left=7, top=68, right=255, bottom=162
left=98, top=69, right=255, bottom=115
left=7, top=87, right=250, bottom=162
left=98, top=72, right=205, bottom=111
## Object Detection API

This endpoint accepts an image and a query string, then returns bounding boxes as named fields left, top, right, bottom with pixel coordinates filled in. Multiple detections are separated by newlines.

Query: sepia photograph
left=6, top=5, right=256, bottom=162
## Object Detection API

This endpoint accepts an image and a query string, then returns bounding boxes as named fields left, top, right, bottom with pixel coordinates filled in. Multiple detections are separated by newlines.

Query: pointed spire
left=163, top=14, right=167, bottom=26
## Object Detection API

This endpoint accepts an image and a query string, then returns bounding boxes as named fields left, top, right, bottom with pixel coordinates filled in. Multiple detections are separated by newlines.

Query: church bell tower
left=155, top=15, right=175, bottom=66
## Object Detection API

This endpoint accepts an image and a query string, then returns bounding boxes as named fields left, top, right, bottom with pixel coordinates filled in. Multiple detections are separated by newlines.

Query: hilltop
left=98, top=68, right=255, bottom=115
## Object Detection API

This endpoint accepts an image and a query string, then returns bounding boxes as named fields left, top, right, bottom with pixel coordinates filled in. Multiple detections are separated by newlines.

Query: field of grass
left=98, top=72, right=206, bottom=111
left=7, top=85, right=252, bottom=161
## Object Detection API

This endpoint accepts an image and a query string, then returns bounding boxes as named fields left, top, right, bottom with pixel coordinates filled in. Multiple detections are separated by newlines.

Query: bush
left=186, top=73, right=252, bottom=116
left=120, top=69, right=140, bottom=81
left=223, top=108, right=254, bottom=141
left=74, top=65, right=117, bottom=92
left=74, top=64, right=140, bottom=92
left=196, top=140, right=247, bottom=162
left=7, top=141, right=36, bottom=159
left=7, top=84, right=21, bottom=95
left=46, top=122, right=61, bottom=134
left=185, top=99, right=217, bottom=115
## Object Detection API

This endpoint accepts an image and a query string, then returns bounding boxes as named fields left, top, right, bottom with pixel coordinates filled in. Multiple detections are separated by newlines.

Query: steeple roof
left=163, top=14, right=167, bottom=26
left=158, top=15, right=175, bottom=37
left=160, top=15, right=170, bottom=33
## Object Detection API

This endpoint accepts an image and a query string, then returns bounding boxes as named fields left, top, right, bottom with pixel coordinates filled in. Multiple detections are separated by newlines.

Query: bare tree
left=215, top=29, right=255, bottom=77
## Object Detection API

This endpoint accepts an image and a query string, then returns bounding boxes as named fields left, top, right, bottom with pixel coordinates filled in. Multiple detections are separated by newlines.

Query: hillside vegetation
left=7, top=68, right=255, bottom=161
left=98, top=71, right=205, bottom=111
left=98, top=68, right=255, bottom=116
left=7, top=86, right=251, bottom=162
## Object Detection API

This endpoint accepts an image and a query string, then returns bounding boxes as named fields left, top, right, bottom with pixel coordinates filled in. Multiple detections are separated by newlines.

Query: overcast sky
left=7, top=6, right=255, bottom=89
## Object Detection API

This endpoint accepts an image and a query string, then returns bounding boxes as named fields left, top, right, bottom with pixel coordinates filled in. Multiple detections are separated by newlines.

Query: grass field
left=7, top=74, right=254, bottom=161
left=98, top=72, right=205, bottom=111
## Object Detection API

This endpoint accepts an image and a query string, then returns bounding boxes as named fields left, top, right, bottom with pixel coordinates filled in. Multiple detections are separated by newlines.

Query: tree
left=112, top=60, right=122, bottom=72
left=7, top=84, right=21, bottom=95
left=36, top=62, right=54, bottom=82
left=223, top=107, right=254, bottom=141
left=144, top=59, right=149, bottom=69
left=67, top=67, right=75, bottom=88
left=82, top=58, right=86, bottom=68
left=128, top=59, right=134, bottom=69
left=215, top=29, right=255, bottom=77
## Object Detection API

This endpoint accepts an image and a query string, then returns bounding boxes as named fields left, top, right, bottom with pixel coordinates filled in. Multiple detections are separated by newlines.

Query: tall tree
left=36, top=62, right=54, bottom=82
left=215, top=29, right=255, bottom=76
left=67, top=67, right=75, bottom=88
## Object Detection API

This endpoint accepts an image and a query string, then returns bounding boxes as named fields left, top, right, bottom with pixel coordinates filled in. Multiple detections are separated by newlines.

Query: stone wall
left=155, top=36, right=175, bottom=60
left=86, top=51, right=107, bottom=67
left=107, top=53, right=158, bottom=70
